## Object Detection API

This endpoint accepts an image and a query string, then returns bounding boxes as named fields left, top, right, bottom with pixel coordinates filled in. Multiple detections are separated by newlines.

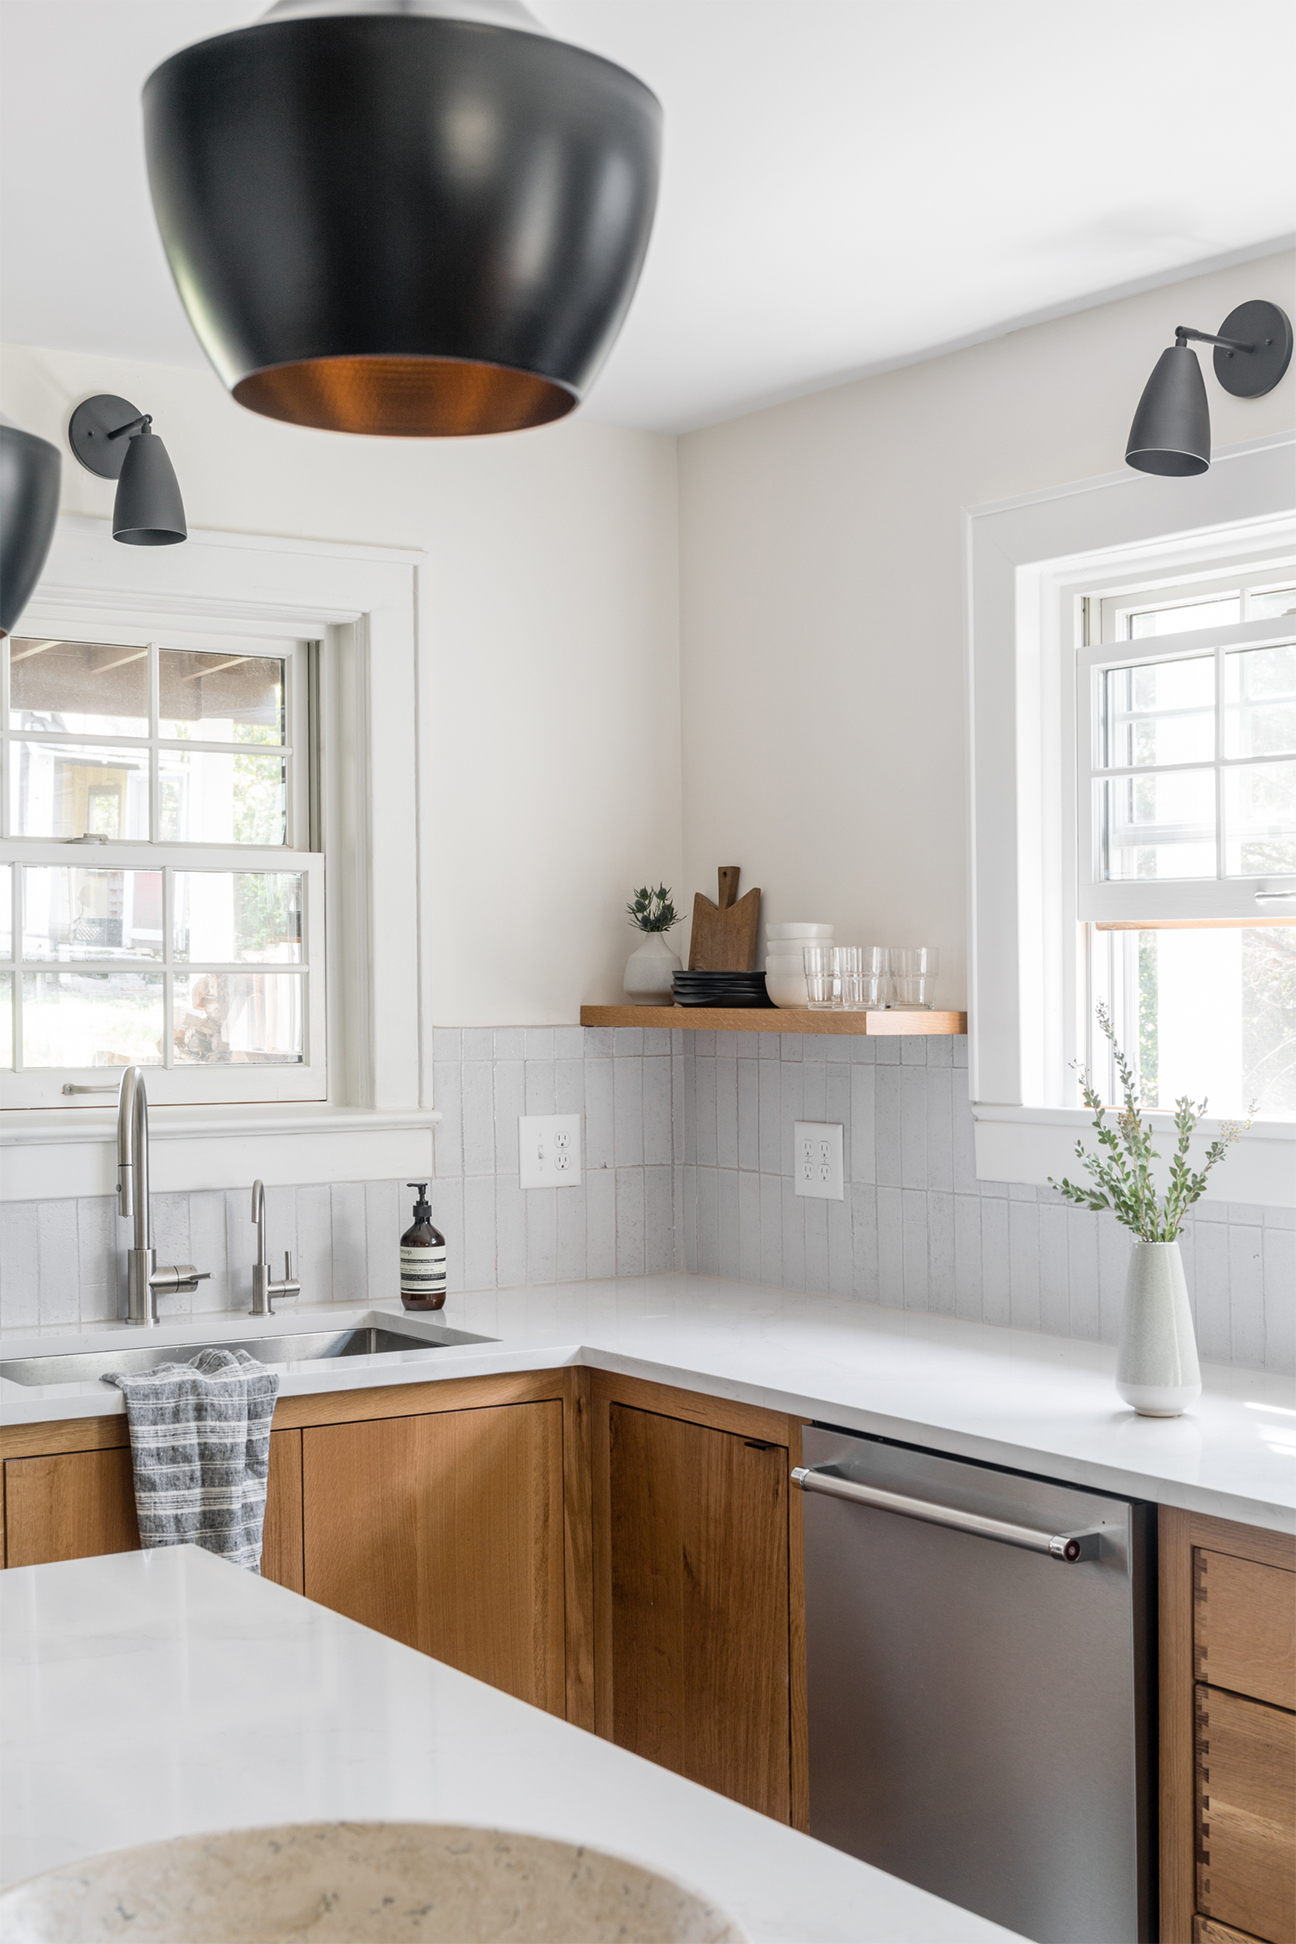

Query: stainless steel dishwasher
left=795, top=1424, right=1152, bottom=1944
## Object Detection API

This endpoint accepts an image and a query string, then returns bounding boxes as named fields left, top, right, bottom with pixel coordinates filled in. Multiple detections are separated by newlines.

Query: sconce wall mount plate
left=1211, top=300, right=1293, bottom=398
left=68, top=394, right=150, bottom=478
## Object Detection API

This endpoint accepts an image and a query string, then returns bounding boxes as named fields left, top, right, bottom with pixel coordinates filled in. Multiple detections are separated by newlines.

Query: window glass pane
left=159, top=650, right=285, bottom=744
left=1128, top=596, right=1240, bottom=638
left=0, top=974, right=11, bottom=1067
left=1247, top=585, right=1296, bottom=620
left=22, top=868, right=164, bottom=961
left=1113, top=926, right=1296, bottom=1119
left=10, top=742, right=150, bottom=839
left=158, top=748, right=286, bottom=845
left=21, top=970, right=163, bottom=1068
left=1224, top=644, right=1296, bottom=758
left=1224, top=759, right=1296, bottom=876
left=1103, top=656, right=1214, bottom=768
left=8, top=638, right=149, bottom=735
left=0, top=866, right=10, bottom=959
left=174, top=872, right=303, bottom=963
left=1099, top=770, right=1215, bottom=880
left=173, top=971, right=303, bottom=1064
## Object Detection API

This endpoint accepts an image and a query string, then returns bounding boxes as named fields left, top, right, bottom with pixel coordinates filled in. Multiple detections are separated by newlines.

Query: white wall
left=676, top=250, right=1296, bottom=1009
left=0, top=343, right=682, bottom=1025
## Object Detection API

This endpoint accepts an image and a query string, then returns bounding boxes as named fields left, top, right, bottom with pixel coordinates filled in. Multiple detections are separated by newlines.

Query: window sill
left=973, top=1103, right=1295, bottom=1209
left=0, top=1105, right=441, bottom=1201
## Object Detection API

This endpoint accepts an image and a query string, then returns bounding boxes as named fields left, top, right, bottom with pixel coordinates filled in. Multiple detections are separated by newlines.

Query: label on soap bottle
left=401, top=1244, right=446, bottom=1298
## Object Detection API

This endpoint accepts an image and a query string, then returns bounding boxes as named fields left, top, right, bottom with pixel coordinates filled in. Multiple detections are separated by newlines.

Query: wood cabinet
left=1162, top=1509, right=1296, bottom=1944
left=589, top=1370, right=805, bottom=1826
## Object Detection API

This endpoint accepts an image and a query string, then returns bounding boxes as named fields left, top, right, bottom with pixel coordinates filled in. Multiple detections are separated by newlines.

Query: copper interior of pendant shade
left=232, top=355, right=577, bottom=437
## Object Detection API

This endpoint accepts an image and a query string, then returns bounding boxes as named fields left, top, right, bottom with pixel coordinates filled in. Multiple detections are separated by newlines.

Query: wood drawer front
left=4, top=1448, right=140, bottom=1567
left=1197, top=1686, right=1296, bottom=1944
left=1196, top=1549, right=1296, bottom=1711
left=1196, top=1919, right=1271, bottom=1944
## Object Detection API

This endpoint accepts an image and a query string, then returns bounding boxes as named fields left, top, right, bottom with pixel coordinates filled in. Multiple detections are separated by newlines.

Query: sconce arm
left=106, top=413, right=152, bottom=440
left=1175, top=325, right=1254, bottom=353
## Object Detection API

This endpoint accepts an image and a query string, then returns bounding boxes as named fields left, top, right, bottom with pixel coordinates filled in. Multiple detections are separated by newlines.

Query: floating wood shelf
left=579, top=1006, right=967, bottom=1036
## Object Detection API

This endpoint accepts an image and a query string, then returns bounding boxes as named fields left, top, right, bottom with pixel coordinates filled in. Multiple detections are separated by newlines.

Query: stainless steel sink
left=0, top=1318, right=497, bottom=1388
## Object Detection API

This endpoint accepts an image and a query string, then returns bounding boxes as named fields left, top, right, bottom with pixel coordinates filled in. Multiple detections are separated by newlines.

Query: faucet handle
left=275, top=1251, right=301, bottom=1303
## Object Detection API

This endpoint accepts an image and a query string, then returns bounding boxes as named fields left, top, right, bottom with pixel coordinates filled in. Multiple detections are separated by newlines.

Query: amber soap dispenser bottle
left=400, top=1183, right=446, bottom=1310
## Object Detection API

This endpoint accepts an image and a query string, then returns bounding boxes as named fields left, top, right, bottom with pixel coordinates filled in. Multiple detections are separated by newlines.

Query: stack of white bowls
left=764, top=922, right=833, bottom=1008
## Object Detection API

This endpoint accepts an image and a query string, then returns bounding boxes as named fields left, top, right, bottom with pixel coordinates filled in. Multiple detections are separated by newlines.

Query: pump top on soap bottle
left=400, top=1182, right=446, bottom=1311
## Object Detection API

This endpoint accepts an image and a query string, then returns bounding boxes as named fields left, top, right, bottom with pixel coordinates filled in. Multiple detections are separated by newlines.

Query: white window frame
left=965, top=431, right=1296, bottom=1207
left=1, top=516, right=438, bottom=1198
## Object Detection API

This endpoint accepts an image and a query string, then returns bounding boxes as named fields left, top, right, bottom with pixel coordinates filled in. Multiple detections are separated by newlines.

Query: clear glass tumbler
left=802, top=944, right=836, bottom=1009
left=888, top=947, right=939, bottom=1009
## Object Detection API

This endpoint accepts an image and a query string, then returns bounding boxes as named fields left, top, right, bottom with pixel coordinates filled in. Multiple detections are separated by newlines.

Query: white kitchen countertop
left=3, top=1274, right=1293, bottom=1532
left=0, top=1544, right=1022, bottom=1941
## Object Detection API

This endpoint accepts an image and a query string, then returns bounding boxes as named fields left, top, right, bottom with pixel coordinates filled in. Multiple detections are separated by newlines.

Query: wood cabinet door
left=1197, top=1686, right=1296, bottom=1944
left=605, top=1402, right=790, bottom=1821
left=300, top=1402, right=566, bottom=1716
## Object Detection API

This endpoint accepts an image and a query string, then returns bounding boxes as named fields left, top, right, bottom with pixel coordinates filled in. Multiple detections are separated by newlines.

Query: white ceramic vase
left=1115, top=1238, right=1201, bottom=1417
left=624, top=930, right=680, bottom=1005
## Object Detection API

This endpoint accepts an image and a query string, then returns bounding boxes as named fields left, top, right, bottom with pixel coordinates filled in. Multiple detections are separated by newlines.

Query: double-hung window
left=1078, top=567, right=1296, bottom=1118
left=0, top=624, right=325, bottom=1107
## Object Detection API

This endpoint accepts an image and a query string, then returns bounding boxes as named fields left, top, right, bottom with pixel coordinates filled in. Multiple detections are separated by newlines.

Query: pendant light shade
left=1125, top=344, right=1211, bottom=478
left=67, top=394, right=187, bottom=547
left=143, top=0, right=662, bottom=438
left=0, top=419, right=61, bottom=637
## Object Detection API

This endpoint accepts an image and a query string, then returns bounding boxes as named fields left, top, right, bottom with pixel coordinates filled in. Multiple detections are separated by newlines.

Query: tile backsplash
left=2, top=1024, right=1290, bottom=1373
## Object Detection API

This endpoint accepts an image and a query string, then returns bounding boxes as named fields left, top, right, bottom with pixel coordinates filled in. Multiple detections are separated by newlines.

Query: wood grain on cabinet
left=1196, top=1550, right=1296, bottom=1712
left=301, top=1401, right=566, bottom=1716
left=4, top=1446, right=140, bottom=1567
left=1196, top=1686, right=1296, bottom=1944
left=1196, top=1918, right=1273, bottom=1944
left=605, top=1400, right=791, bottom=1822
left=261, top=1429, right=304, bottom=1593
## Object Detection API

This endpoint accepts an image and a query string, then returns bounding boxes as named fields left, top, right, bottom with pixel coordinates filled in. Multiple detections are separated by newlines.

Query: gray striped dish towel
left=103, top=1347, right=281, bottom=1572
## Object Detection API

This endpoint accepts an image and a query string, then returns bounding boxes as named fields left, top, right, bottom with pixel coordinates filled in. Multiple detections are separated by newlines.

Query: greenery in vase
left=626, top=885, right=679, bottom=933
left=1049, top=1004, right=1250, bottom=1242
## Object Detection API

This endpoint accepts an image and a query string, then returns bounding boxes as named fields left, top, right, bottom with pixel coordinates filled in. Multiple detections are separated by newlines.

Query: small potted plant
left=623, top=885, right=681, bottom=1005
left=1051, top=1005, right=1249, bottom=1417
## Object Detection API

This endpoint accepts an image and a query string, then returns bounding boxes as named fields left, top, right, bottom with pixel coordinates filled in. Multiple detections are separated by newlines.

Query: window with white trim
left=0, top=621, right=326, bottom=1107
left=1078, top=564, right=1296, bottom=1118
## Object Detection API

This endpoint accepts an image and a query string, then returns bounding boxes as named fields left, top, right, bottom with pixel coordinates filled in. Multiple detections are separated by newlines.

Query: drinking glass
left=889, top=947, right=939, bottom=1009
left=802, top=945, right=836, bottom=1009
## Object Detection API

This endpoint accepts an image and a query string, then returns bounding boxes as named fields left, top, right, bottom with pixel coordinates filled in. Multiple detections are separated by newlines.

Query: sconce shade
left=1126, top=344, right=1211, bottom=477
left=142, top=2, right=661, bottom=438
left=112, top=427, right=187, bottom=546
left=0, top=420, right=61, bottom=636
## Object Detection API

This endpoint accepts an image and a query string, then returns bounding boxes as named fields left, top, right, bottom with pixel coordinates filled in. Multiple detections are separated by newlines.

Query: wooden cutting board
left=688, top=866, right=761, bottom=972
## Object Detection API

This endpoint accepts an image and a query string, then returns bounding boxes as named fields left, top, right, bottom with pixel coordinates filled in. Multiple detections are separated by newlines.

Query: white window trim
left=965, top=431, right=1296, bottom=1207
left=1, top=515, right=439, bottom=1197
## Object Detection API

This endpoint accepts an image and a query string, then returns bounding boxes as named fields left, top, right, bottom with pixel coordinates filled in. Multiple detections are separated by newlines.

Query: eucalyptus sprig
left=1049, top=1003, right=1250, bottom=1242
left=626, top=885, right=679, bottom=934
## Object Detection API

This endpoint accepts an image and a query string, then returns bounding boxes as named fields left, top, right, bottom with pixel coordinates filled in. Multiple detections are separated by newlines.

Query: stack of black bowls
left=671, top=970, right=773, bottom=1008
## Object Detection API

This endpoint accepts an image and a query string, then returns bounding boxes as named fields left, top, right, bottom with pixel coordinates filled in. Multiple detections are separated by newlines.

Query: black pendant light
left=143, top=0, right=662, bottom=439
left=0, top=418, right=61, bottom=637
left=67, top=395, right=188, bottom=546
left=1126, top=299, right=1292, bottom=477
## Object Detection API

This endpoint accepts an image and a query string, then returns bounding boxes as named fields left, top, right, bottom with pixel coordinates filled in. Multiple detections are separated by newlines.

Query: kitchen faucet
left=65, top=1067, right=210, bottom=1325
left=250, top=1179, right=300, bottom=1316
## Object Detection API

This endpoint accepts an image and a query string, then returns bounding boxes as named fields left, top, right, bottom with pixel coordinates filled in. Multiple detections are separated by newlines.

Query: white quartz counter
left=0, top=1545, right=1022, bottom=1941
left=3, top=1274, right=1293, bottom=1532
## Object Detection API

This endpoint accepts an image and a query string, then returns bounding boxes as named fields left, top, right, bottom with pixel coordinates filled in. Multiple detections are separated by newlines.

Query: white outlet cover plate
left=518, top=1114, right=583, bottom=1190
left=794, top=1120, right=844, bottom=1200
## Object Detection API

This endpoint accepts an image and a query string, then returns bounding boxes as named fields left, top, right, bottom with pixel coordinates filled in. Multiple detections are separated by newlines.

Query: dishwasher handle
left=790, top=1464, right=1102, bottom=1562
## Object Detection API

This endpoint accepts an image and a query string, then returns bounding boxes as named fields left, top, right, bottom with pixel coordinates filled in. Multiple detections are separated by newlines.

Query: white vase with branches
left=1051, top=1007, right=1249, bottom=1417
left=623, top=885, right=681, bottom=1006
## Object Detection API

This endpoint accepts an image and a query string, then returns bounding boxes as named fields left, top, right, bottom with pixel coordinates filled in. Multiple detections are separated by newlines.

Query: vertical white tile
left=615, top=1168, right=645, bottom=1277
left=951, top=1035, right=969, bottom=1067
left=759, top=1061, right=782, bottom=1175
left=37, top=1199, right=79, bottom=1325
left=927, top=1035, right=952, bottom=1069
left=555, top=1057, right=585, bottom=1117
left=1193, top=1218, right=1230, bottom=1361
left=584, top=1059, right=615, bottom=1170
left=554, top=1025, right=587, bottom=1058
left=760, top=1173, right=783, bottom=1286
left=695, top=1058, right=719, bottom=1168
left=901, top=1189, right=929, bottom=1311
left=642, top=1057, right=673, bottom=1167
left=673, top=1054, right=686, bottom=1166
left=644, top=1166, right=675, bottom=1276
left=1066, top=1206, right=1100, bottom=1340
left=717, top=1169, right=740, bottom=1277
left=494, top=1177, right=528, bottom=1288
left=875, top=1186, right=904, bottom=1309
left=780, top=1062, right=805, bottom=1174
left=493, top=1060, right=526, bottom=1180
left=801, top=1060, right=827, bottom=1121
left=1228, top=1224, right=1265, bottom=1368
left=683, top=1164, right=698, bottom=1274
left=524, top=1028, right=554, bottom=1060
left=462, top=1174, right=497, bottom=1291
left=954, top=1196, right=982, bottom=1321
left=738, top=1170, right=762, bottom=1282
left=980, top=1197, right=1010, bottom=1326
left=1008, top=1200, right=1040, bottom=1333
left=1037, top=1202, right=1070, bottom=1338
left=874, top=1067, right=901, bottom=1187
left=1098, top=1217, right=1130, bottom=1346
left=850, top=1066, right=876, bottom=1184
left=330, top=1183, right=367, bottom=1302
left=149, top=1194, right=193, bottom=1320
left=525, top=1059, right=556, bottom=1116
left=1263, top=1226, right=1295, bottom=1374
left=900, top=1036, right=927, bottom=1066
left=462, top=1028, right=493, bottom=1062
left=77, top=1197, right=118, bottom=1323
left=758, top=1033, right=780, bottom=1062
left=925, top=1068, right=953, bottom=1192
left=494, top=1028, right=525, bottom=1061
left=188, top=1191, right=230, bottom=1313
left=432, top=1027, right=462, bottom=1062
left=951, top=1075, right=978, bottom=1195
left=612, top=1027, right=643, bottom=1057
left=583, top=1026, right=613, bottom=1059
left=737, top=1059, right=760, bottom=1172
left=715, top=1058, right=739, bottom=1170
left=928, top=1191, right=955, bottom=1314
left=428, top=1176, right=463, bottom=1297
left=828, top=1192, right=853, bottom=1298
left=556, top=1183, right=587, bottom=1284
left=779, top=1034, right=802, bottom=1061
left=898, top=1068, right=927, bottom=1188
left=827, top=1063, right=852, bottom=1181
left=460, top=1062, right=496, bottom=1174
left=805, top=1199, right=830, bottom=1292
left=526, top=1187, right=558, bottom=1284
left=851, top=1183, right=878, bottom=1303
left=432, top=1062, right=463, bottom=1178
left=365, top=1180, right=402, bottom=1302
left=696, top=1167, right=720, bottom=1276
left=781, top=1177, right=806, bottom=1291
left=585, top=1169, right=616, bottom=1281
left=674, top=1162, right=686, bottom=1271
left=225, top=1189, right=257, bottom=1312
left=296, top=1184, right=333, bottom=1303
left=614, top=1057, right=644, bottom=1167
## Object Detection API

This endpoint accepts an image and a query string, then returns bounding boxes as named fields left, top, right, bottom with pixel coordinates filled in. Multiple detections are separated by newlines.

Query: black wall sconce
left=68, top=394, right=187, bottom=545
left=0, top=416, right=61, bottom=636
left=1126, top=299, right=1292, bottom=477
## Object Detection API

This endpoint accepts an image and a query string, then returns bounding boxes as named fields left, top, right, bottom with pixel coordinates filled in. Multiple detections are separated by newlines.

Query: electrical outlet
left=518, top=1114, right=582, bottom=1189
left=794, top=1121, right=844, bottom=1200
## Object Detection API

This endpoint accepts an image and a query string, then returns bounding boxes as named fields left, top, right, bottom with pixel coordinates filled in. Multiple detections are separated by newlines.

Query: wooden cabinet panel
left=1196, top=1918, right=1271, bottom=1944
left=1196, top=1550, right=1296, bottom=1712
left=1196, top=1686, right=1296, bottom=1944
left=301, top=1402, right=565, bottom=1716
left=261, top=1429, right=304, bottom=1593
left=606, top=1402, right=790, bottom=1821
left=4, top=1447, right=139, bottom=1567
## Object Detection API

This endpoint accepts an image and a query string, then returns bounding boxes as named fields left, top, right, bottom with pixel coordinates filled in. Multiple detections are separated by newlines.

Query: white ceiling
left=1, top=0, right=1292, bottom=432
